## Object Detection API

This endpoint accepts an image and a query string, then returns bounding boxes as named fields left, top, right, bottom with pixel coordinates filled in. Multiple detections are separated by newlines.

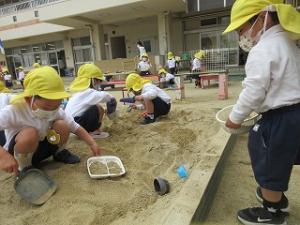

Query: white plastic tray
left=216, top=105, right=260, bottom=135
left=87, top=156, right=126, bottom=179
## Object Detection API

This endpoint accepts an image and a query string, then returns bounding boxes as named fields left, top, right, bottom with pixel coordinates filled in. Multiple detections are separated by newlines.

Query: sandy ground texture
left=0, top=81, right=243, bottom=225
left=192, top=135, right=300, bottom=225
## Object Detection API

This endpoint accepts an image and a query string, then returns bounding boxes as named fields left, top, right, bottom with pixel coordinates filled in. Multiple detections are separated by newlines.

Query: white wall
left=104, top=16, right=159, bottom=59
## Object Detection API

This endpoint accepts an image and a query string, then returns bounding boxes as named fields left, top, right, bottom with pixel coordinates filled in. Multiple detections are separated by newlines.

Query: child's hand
left=225, top=118, right=241, bottom=129
left=134, top=95, right=143, bottom=101
left=90, top=143, right=102, bottom=156
left=140, top=111, right=148, bottom=118
left=0, top=149, right=19, bottom=176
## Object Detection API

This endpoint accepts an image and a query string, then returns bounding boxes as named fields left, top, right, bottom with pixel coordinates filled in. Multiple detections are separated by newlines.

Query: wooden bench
left=197, top=74, right=219, bottom=89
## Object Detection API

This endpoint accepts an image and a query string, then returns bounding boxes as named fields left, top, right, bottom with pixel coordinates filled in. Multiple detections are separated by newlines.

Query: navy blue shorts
left=248, top=103, right=300, bottom=192
left=0, top=130, right=5, bottom=146
left=8, top=135, right=58, bottom=167
left=152, top=97, right=171, bottom=119
left=74, top=105, right=101, bottom=133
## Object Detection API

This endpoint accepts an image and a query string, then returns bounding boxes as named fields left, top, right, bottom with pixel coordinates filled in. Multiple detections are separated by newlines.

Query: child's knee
left=16, top=127, right=39, bottom=145
left=52, top=120, right=70, bottom=134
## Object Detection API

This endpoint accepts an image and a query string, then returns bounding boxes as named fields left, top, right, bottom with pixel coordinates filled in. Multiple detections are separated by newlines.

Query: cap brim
left=11, top=91, right=70, bottom=104
left=223, top=13, right=258, bottom=34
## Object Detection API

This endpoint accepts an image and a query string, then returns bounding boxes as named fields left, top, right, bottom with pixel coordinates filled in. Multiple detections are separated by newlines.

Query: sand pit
left=192, top=135, right=300, bottom=225
left=0, top=81, right=243, bottom=225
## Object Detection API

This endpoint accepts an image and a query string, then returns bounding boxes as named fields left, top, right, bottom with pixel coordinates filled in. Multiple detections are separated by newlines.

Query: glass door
left=48, top=51, right=59, bottom=74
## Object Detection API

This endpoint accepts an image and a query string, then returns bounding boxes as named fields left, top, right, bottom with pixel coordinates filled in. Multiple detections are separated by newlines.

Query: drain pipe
left=86, top=24, right=96, bottom=62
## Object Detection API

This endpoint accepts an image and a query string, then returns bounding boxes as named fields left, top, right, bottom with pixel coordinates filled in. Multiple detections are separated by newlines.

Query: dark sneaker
left=237, top=207, right=287, bottom=225
left=53, top=149, right=80, bottom=164
left=141, top=116, right=155, bottom=125
left=256, top=187, right=289, bottom=212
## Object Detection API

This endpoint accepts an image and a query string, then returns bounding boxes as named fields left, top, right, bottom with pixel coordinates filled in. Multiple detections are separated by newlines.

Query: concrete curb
left=160, top=130, right=237, bottom=225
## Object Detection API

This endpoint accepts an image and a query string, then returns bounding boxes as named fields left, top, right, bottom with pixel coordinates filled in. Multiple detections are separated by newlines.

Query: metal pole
left=87, top=25, right=96, bottom=63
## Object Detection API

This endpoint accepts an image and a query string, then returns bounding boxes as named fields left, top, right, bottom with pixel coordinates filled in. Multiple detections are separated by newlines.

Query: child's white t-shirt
left=0, top=93, right=13, bottom=108
left=192, top=58, right=201, bottom=71
left=230, top=25, right=300, bottom=124
left=165, top=73, right=175, bottom=82
left=138, top=46, right=146, bottom=59
left=141, top=83, right=171, bottom=104
left=167, top=58, right=176, bottom=69
left=138, top=61, right=151, bottom=72
left=65, top=88, right=113, bottom=118
left=4, top=74, right=12, bottom=81
left=18, top=71, right=25, bottom=80
left=0, top=103, right=80, bottom=150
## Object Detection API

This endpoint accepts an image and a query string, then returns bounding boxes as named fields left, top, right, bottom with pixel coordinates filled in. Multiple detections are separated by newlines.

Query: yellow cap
left=224, top=0, right=300, bottom=40
left=18, top=66, right=24, bottom=70
left=125, top=73, right=151, bottom=92
left=167, top=52, right=174, bottom=60
left=0, top=81, right=11, bottom=93
left=141, top=53, right=149, bottom=58
left=33, top=63, right=41, bottom=69
left=158, top=68, right=167, bottom=74
left=69, top=63, right=105, bottom=92
left=194, top=51, right=205, bottom=59
left=11, top=66, right=69, bottom=104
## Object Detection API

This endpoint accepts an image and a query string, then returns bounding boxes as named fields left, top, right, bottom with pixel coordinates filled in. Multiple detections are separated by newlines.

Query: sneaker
left=237, top=207, right=287, bottom=225
left=53, top=149, right=80, bottom=164
left=90, top=131, right=110, bottom=139
left=256, top=187, right=289, bottom=212
left=141, top=116, right=156, bottom=125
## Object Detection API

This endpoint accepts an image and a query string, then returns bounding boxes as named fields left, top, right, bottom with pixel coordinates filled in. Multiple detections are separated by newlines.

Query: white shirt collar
left=260, top=24, right=284, bottom=41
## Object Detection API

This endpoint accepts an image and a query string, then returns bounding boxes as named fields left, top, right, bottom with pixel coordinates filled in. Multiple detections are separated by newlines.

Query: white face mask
left=238, top=12, right=268, bottom=52
left=31, top=97, right=59, bottom=120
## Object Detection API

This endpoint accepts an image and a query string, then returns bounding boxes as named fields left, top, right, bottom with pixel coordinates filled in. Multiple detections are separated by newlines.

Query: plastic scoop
left=14, top=168, right=57, bottom=205
left=120, top=97, right=135, bottom=104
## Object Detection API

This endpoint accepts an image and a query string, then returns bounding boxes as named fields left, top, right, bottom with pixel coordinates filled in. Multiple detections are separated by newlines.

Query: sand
left=0, top=81, right=245, bottom=225
left=192, top=134, right=300, bottom=225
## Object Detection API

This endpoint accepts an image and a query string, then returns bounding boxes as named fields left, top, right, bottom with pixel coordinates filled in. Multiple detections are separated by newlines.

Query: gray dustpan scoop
left=14, top=168, right=57, bottom=205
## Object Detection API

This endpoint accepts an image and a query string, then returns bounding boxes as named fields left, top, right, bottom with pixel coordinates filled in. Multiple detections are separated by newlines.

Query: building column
left=91, top=23, right=106, bottom=61
left=157, top=12, right=171, bottom=56
left=63, top=37, right=75, bottom=69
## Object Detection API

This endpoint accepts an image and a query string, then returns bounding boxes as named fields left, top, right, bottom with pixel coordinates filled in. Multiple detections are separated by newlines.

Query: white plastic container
left=87, top=156, right=126, bottom=179
left=216, top=105, right=260, bottom=134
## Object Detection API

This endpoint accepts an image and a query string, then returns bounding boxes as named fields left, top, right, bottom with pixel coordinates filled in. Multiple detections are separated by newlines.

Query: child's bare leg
left=52, top=120, right=80, bottom=163
left=96, top=104, right=105, bottom=124
left=52, top=119, right=70, bottom=148
left=15, top=127, right=39, bottom=154
left=14, top=127, right=39, bottom=170
left=261, top=187, right=282, bottom=202
left=144, top=99, right=154, bottom=114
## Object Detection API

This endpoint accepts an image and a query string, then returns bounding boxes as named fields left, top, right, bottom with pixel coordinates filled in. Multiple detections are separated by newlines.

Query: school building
left=0, top=0, right=299, bottom=77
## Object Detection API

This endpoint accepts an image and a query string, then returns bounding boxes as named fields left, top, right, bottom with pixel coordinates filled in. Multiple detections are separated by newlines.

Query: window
left=199, top=0, right=224, bottom=11
left=72, top=37, right=91, bottom=47
left=34, top=10, right=39, bottom=17
left=13, top=15, right=17, bottom=22
left=200, top=18, right=217, bottom=26
left=142, top=40, right=151, bottom=52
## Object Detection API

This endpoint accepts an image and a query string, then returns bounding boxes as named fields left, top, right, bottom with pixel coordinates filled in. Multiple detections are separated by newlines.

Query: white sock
left=14, top=150, right=33, bottom=171
left=148, top=113, right=154, bottom=119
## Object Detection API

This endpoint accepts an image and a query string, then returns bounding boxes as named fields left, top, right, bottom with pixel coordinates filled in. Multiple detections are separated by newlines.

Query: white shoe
left=90, top=131, right=110, bottom=139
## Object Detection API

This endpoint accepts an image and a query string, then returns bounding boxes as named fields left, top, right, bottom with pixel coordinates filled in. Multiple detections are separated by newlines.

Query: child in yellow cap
left=124, top=73, right=171, bottom=124
left=0, top=66, right=102, bottom=176
left=137, top=53, right=152, bottom=76
left=158, top=68, right=175, bottom=88
left=224, top=0, right=300, bottom=224
left=65, top=64, right=116, bottom=139
left=0, top=81, right=13, bottom=147
left=167, top=52, right=177, bottom=75
left=191, top=51, right=205, bottom=72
